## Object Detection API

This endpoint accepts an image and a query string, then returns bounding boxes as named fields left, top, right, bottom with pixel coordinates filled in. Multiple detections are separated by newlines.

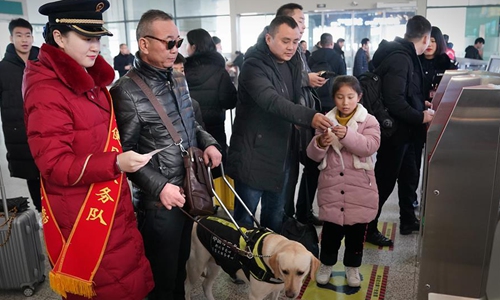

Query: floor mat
left=298, top=264, right=389, bottom=300
left=364, top=222, right=396, bottom=251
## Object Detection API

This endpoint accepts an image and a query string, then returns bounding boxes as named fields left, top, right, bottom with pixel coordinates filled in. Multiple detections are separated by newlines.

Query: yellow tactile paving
left=299, top=264, right=389, bottom=300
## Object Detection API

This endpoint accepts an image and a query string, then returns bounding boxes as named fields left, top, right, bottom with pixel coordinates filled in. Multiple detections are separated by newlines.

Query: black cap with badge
left=39, top=0, right=113, bottom=37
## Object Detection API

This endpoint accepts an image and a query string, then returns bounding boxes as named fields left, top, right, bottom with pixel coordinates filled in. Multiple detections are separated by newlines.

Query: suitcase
left=0, top=167, right=45, bottom=297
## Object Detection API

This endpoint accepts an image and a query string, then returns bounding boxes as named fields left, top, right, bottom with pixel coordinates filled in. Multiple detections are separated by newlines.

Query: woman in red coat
left=22, top=1, right=154, bottom=299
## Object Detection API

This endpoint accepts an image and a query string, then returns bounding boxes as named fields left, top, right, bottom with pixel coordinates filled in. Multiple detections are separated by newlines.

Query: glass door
left=304, top=9, right=416, bottom=75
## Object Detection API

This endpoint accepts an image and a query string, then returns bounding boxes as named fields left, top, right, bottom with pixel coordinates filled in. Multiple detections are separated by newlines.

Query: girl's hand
left=332, top=125, right=347, bottom=139
left=318, top=129, right=335, bottom=148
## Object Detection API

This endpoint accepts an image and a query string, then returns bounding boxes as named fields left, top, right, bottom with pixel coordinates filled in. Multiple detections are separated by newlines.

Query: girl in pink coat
left=307, top=75, right=380, bottom=287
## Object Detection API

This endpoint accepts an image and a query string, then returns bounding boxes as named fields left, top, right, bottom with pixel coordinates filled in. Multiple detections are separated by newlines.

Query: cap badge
left=95, top=2, right=105, bottom=12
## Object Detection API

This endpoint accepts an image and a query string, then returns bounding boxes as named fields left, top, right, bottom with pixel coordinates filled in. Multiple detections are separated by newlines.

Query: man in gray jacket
left=227, top=16, right=332, bottom=233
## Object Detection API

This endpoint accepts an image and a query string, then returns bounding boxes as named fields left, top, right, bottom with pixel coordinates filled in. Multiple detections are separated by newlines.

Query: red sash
left=41, top=90, right=123, bottom=299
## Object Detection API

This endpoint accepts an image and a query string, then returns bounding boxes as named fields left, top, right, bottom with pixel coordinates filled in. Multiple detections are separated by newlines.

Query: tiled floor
left=0, top=141, right=421, bottom=300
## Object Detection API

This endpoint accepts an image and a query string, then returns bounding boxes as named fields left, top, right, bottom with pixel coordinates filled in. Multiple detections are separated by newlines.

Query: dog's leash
left=179, top=207, right=271, bottom=259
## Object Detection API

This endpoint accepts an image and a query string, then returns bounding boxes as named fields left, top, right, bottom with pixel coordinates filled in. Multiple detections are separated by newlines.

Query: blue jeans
left=233, top=165, right=290, bottom=233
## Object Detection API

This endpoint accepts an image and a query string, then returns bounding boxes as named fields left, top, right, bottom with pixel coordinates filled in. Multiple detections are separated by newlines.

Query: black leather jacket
left=110, top=53, right=219, bottom=205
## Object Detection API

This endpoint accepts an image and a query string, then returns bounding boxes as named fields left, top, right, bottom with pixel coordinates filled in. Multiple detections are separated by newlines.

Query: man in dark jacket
left=110, top=10, right=222, bottom=300
left=113, top=43, right=134, bottom=77
left=277, top=4, right=325, bottom=227
left=334, top=38, right=346, bottom=68
left=353, top=38, right=370, bottom=78
left=0, top=18, right=40, bottom=212
left=300, top=40, right=311, bottom=62
left=308, top=33, right=347, bottom=113
left=366, top=15, right=435, bottom=247
left=227, top=16, right=332, bottom=233
left=464, top=37, right=484, bottom=60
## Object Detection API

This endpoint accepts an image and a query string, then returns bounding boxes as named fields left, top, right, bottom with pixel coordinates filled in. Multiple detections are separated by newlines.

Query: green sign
left=0, top=0, right=23, bottom=16
left=465, top=7, right=500, bottom=38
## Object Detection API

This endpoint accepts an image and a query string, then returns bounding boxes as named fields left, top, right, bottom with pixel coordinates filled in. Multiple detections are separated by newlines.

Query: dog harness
left=197, top=216, right=283, bottom=284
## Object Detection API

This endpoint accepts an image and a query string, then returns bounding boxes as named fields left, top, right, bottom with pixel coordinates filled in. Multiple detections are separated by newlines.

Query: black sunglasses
left=144, top=35, right=183, bottom=50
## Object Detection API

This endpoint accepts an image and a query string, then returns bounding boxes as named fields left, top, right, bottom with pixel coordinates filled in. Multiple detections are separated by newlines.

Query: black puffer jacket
left=0, top=44, right=39, bottom=179
left=464, top=45, right=482, bottom=60
left=110, top=53, right=219, bottom=205
left=372, top=37, right=425, bottom=144
left=419, top=53, right=457, bottom=101
left=184, top=51, right=237, bottom=127
left=184, top=51, right=236, bottom=175
left=227, top=37, right=317, bottom=192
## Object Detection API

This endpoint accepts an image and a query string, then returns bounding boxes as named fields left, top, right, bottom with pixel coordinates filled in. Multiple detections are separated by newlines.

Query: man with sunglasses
left=110, top=9, right=222, bottom=300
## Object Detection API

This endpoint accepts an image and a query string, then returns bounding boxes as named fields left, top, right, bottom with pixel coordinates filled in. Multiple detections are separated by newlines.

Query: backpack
left=358, top=50, right=412, bottom=139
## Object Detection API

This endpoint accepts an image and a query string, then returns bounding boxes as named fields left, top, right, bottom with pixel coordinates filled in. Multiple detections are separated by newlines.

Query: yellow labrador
left=185, top=217, right=320, bottom=300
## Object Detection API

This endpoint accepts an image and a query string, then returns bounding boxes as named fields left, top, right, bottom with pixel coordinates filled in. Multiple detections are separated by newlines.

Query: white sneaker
left=316, top=264, right=333, bottom=285
left=345, top=267, right=361, bottom=287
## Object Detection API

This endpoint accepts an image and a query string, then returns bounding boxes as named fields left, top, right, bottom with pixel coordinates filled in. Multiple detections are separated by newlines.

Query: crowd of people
left=0, top=0, right=470, bottom=299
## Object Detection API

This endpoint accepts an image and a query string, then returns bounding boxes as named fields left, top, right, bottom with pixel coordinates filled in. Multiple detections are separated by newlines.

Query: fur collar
left=319, top=104, right=374, bottom=171
left=38, top=43, right=115, bottom=95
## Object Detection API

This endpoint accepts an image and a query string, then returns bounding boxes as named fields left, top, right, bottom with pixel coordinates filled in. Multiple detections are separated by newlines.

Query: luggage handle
left=207, top=164, right=262, bottom=232
left=0, top=166, right=10, bottom=219
left=207, top=165, right=247, bottom=240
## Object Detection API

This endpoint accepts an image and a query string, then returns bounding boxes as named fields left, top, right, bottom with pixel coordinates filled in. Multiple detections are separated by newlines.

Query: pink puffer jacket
left=307, top=104, right=380, bottom=225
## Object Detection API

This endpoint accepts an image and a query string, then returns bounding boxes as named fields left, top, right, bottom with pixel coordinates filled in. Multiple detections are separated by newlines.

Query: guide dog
left=185, top=216, right=320, bottom=300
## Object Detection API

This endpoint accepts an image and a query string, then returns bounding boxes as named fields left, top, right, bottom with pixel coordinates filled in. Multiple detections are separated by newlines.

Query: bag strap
left=128, top=70, right=185, bottom=149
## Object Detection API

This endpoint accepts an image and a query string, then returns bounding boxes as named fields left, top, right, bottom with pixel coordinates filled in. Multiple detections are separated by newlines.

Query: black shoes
left=400, top=220, right=420, bottom=235
left=366, top=231, right=394, bottom=247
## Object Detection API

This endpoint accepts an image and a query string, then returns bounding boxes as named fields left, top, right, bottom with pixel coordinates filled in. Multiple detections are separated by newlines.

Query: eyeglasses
left=143, top=35, right=183, bottom=50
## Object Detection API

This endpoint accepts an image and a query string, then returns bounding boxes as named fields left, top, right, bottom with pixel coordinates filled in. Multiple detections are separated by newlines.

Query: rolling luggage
left=0, top=167, right=45, bottom=297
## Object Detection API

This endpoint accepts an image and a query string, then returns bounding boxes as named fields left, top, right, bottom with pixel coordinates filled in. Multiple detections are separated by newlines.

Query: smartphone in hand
left=318, top=71, right=336, bottom=79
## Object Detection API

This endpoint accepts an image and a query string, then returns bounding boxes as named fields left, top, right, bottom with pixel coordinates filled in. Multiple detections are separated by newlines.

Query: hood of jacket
left=372, top=37, right=421, bottom=69
left=3, top=43, right=39, bottom=68
left=184, top=51, right=226, bottom=85
left=24, top=43, right=114, bottom=95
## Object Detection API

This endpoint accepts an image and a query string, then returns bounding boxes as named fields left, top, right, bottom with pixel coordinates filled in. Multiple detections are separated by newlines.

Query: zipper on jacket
left=363, top=169, right=372, bottom=186
left=166, top=77, right=194, bottom=148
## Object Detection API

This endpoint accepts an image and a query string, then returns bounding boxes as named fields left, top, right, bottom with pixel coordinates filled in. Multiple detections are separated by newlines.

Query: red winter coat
left=23, top=44, right=154, bottom=300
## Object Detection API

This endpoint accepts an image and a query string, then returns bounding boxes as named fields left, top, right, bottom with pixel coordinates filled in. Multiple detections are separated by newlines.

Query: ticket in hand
left=427, top=108, right=435, bottom=115
left=145, top=147, right=168, bottom=157
left=330, top=117, right=340, bottom=127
